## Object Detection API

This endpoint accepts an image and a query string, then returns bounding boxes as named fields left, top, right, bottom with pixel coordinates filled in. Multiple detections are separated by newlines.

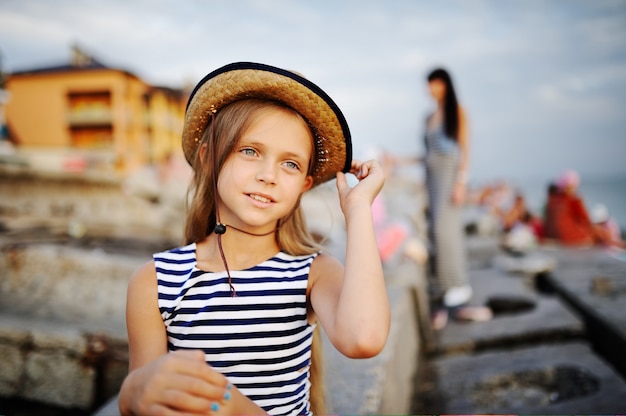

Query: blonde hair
left=183, top=98, right=327, bottom=414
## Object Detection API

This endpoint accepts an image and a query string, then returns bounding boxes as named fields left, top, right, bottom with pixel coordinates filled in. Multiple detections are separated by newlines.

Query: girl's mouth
left=248, top=193, right=273, bottom=203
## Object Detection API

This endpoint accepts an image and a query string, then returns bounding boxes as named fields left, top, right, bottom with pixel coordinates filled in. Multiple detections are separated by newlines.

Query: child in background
left=118, top=62, right=390, bottom=416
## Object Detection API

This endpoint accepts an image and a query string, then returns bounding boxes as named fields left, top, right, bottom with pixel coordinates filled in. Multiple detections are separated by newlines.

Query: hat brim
left=182, top=62, right=352, bottom=186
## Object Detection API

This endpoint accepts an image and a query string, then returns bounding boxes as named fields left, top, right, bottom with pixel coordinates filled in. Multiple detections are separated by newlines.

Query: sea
left=508, top=174, right=626, bottom=232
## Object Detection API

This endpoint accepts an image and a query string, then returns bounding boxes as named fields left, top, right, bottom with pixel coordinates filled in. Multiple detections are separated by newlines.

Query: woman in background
left=423, top=68, right=491, bottom=328
left=554, top=170, right=602, bottom=247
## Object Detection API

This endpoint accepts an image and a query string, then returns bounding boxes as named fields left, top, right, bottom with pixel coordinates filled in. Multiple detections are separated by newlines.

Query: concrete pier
left=413, top=240, right=626, bottom=414
left=427, top=342, right=626, bottom=413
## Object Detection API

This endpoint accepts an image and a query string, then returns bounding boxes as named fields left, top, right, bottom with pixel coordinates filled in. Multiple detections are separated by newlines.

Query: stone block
left=430, top=342, right=626, bottom=413
left=0, top=344, right=23, bottom=396
left=0, top=244, right=139, bottom=336
left=466, top=236, right=500, bottom=269
left=540, top=247, right=626, bottom=379
left=543, top=247, right=626, bottom=343
left=22, top=349, right=96, bottom=409
left=31, top=326, right=87, bottom=356
left=92, top=396, right=120, bottom=416
left=100, top=351, right=128, bottom=402
left=436, top=267, right=584, bottom=354
left=323, top=260, right=422, bottom=415
left=379, top=284, right=420, bottom=415
left=0, top=319, right=31, bottom=346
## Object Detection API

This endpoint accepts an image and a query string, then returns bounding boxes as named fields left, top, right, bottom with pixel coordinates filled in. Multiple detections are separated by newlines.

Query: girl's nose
left=256, top=162, right=277, bottom=185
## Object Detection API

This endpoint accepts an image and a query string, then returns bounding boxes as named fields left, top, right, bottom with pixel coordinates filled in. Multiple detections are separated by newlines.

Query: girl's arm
left=119, top=262, right=264, bottom=415
left=309, top=159, right=390, bottom=359
left=452, top=105, right=470, bottom=205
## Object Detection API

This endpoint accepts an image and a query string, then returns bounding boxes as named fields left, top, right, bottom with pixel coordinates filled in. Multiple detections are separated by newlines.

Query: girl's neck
left=196, top=232, right=280, bottom=272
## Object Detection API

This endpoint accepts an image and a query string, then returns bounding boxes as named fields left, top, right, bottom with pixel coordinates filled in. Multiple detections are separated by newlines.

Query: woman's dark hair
left=427, top=68, right=459, bottom=140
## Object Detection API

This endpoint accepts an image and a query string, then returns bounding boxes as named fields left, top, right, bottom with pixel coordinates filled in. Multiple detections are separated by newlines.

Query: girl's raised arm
left=309, top=159, right=390, bottom=359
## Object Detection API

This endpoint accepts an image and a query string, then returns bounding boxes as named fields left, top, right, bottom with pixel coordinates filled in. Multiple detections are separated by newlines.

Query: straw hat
left=182, top=62, right=352, bottom=186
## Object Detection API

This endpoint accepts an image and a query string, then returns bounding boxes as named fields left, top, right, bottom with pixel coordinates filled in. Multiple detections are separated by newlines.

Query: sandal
left=431, top=308, right=449, bottom=330
left=453, top=305, right=493, bottom=322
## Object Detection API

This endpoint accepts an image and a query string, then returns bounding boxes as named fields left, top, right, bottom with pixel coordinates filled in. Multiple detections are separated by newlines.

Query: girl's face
left=428, top=79, right=446, bottom=102
left=216, top=107, right=314, bottom=232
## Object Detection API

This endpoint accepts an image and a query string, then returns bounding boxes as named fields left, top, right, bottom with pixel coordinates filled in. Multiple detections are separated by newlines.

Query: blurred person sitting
left=543, top=182, right=562, bottom=241
left=552, top=170, right=596, bottom=246
left=498, top=192, right=527, bottom=232
left=591, top=203, right=625, bottom=249
left=481, top=180, right=515, bottom=216
left=501, top=210, right=546, bottom=255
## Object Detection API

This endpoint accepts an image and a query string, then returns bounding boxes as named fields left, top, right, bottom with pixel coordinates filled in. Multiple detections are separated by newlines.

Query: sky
left=1, top=0, right=626, bottom=186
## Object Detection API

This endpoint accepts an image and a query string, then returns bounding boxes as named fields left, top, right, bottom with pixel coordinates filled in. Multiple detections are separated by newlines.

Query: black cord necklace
left=214, top=222, right=277, bottom=236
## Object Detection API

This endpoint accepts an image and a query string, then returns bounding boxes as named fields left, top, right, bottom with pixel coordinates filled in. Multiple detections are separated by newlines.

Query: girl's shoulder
left=127, top=259, right=159, bottom=303
left=151, top=244, right=198, bottom=283
left=309, top=251, right=343, bottom=276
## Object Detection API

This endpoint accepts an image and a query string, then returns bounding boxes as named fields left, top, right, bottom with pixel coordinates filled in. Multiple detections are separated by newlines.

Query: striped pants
left=425, top=150, right=468, bottom=301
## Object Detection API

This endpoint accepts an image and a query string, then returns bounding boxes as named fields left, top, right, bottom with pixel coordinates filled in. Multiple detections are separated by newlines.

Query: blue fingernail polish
left=227, top=383, right=232, bottom=390
left=211, top=402, right=220, bottom=412
left=224, top=391, right=231, bottom=401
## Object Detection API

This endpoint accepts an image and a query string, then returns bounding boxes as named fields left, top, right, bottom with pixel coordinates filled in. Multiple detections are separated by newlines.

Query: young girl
left=118, top=62, right=390, bottom=416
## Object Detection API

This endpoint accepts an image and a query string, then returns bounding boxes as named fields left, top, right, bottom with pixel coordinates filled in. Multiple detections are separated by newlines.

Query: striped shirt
left=155, top=243, right=317, bottom=416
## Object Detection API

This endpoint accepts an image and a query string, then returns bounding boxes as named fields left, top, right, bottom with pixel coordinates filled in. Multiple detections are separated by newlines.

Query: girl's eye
left=284, top=161, right=301, bottom=170
left=241, top=148, right=257, bottom=157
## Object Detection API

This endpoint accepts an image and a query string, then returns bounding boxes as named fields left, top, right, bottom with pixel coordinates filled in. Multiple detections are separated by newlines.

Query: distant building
left=4, top=46, right=188, bottom=176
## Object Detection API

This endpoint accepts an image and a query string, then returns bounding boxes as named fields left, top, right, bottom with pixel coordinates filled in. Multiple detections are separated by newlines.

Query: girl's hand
left=451, top=182, right=466, bottom=206
left=336, top=159, right=385, bottom=214
left=119, top=350, right=231, bottom=416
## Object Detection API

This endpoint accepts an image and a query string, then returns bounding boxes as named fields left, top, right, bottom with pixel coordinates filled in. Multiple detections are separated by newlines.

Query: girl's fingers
left=146, top=402, right=215, bottom=416
left=173, top=374, right=230, bottom=401
left=350, top=159, right=380, bottom=180
left=336, top=171, right=348, bottom=192
left=168, top=350, right=229, bottom=388
left=142, top=373, right=231, bottom=415
left=160, top=387, right=214, bottom=412
left=357, top=164, right=368, bottom=179
left=350, top=159, right=364, bottom=178
left=145, top=351, right=231, bottom=404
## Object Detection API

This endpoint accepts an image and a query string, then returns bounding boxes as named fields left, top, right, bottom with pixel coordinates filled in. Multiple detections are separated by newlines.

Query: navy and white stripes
left=155, top=243, right=317, bottom=416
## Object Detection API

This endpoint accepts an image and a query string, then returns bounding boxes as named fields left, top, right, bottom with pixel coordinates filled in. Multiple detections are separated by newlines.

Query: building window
left=67, top=91, right=113, bottom=148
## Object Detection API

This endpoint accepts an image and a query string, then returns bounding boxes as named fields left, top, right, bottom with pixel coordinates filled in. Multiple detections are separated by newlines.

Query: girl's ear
left=301, top=175, right=314, bottom=193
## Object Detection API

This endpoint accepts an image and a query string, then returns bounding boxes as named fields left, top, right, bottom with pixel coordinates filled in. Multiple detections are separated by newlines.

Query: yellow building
left=4, top=49, right=187, bottom=176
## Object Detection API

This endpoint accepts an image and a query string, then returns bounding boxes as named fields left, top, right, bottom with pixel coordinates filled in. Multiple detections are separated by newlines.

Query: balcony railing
left=67, top=109, right=113, bottom=127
